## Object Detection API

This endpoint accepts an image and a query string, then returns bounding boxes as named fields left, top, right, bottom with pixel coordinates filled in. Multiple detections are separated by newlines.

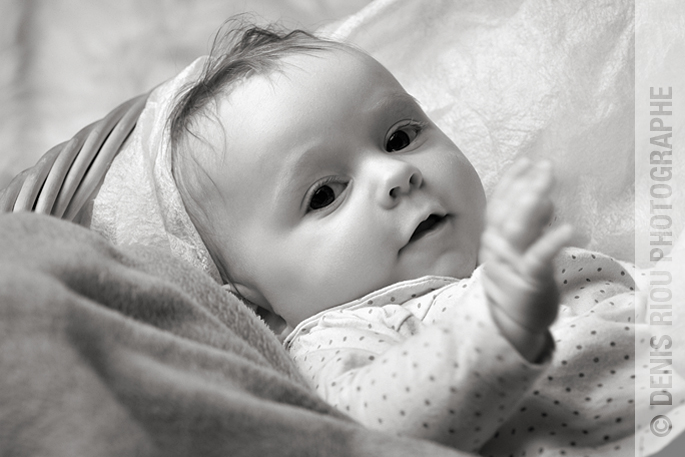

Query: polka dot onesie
left=284, top=248, right=685, bottom=456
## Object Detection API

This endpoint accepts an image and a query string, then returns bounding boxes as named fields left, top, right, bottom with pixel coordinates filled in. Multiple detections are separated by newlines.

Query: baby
left=165, top=24, right=641, bottom=456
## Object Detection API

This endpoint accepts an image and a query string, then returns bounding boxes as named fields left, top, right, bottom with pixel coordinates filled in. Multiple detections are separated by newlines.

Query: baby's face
left=198, top=47, right=485, bottom=327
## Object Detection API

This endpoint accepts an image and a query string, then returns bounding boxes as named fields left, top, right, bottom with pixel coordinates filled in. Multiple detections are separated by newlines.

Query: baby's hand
left=479, top=159, right=573, bottom=362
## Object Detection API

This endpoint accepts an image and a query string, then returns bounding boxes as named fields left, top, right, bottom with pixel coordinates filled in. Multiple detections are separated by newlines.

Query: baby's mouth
left=409, top=213, right=448, bottom=243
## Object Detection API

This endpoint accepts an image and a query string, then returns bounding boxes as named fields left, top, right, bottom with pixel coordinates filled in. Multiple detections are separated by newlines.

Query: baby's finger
left=489, top=159, right=534, bottom=201
left=479, top=227, right=521, bottom=266
left=481, top=260, right=514, bottom=306
left=488, top=161, right=553, bottom=229
left=492, top=158, right=533, bottom=199
left=482, top=259, right=555, bottom=332
left=497, top=163, right=556, bottom=239
left=511, top=161, right=554, bottom=205
left=522, top=224, right=574, bottom=274
left=488, top=160, right=535, bottom=223
left=500, top=192, right=554, bottom=250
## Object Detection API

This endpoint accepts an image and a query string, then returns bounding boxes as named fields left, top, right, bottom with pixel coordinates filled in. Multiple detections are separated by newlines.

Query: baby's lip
left=401, top=210, right=450, bottom=251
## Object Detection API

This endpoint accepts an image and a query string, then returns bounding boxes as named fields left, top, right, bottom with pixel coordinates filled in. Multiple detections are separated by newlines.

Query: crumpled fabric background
left=322, top=0, right=682, bottom=265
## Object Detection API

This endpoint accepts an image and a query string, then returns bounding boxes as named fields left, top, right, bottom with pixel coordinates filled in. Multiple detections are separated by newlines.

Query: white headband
left=89, top=56, right=222, bottom=283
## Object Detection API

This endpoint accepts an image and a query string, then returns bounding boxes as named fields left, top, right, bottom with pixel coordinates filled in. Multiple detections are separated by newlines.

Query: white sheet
left=322, top=0, right=683, bottom=267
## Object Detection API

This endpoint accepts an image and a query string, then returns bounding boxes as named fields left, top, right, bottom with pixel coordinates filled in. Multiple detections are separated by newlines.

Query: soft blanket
left=0, top=212, right=466, bottom=457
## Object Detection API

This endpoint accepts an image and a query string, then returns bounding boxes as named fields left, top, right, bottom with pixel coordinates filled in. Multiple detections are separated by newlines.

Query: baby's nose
left=377, top=158, right=423, bottom=208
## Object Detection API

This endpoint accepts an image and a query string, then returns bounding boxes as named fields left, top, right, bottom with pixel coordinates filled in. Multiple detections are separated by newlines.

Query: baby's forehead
left=213, top=46, right=399, bottom=121
left=205, top=46, right=363, bottom=120
left=268, top=44, right=383, bottom=85
left=198, top=44, right=410, bottom=160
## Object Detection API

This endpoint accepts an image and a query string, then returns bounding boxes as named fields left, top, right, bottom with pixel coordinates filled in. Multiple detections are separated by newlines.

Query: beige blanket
left=0, top=212, right=467, bottom=457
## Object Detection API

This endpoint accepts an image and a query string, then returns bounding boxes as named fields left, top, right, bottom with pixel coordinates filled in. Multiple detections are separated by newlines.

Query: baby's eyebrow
left=371, top=92, right=422, bottom=113
left=273, top=143, right=323, bottom=210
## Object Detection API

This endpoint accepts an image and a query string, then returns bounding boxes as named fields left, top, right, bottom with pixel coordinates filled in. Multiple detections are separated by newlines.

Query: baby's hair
left=169, top=20, right=339, bottom=148
left=168, top=19, right=342, bottom=284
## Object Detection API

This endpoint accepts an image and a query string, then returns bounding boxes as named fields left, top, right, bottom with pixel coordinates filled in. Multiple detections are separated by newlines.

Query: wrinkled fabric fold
left=88, top=56, right=221, bottom=283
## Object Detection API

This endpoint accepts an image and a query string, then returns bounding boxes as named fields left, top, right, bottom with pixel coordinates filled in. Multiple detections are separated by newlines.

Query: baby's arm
left=287, top=281, right=549, bottom=452
left=480, top=159, right=573, bottom=362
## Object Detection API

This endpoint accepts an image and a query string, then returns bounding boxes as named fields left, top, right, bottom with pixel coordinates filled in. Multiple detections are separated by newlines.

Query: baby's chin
left=425, top=263, right=476, bottom=281
left=403, top=252, right=478, bottom=282
left=422, top=251, right=478, bottom=279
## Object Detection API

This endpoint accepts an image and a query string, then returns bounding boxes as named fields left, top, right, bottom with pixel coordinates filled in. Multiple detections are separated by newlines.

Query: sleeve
left=286, top=277, right=552, bottom=453
left=480, top=248, right=666, bottom=457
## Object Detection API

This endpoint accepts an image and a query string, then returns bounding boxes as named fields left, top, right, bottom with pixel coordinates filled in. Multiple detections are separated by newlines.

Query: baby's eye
left=385, top=123, right=422, bottom=152
left=307, top=180, right=347, bottom=212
